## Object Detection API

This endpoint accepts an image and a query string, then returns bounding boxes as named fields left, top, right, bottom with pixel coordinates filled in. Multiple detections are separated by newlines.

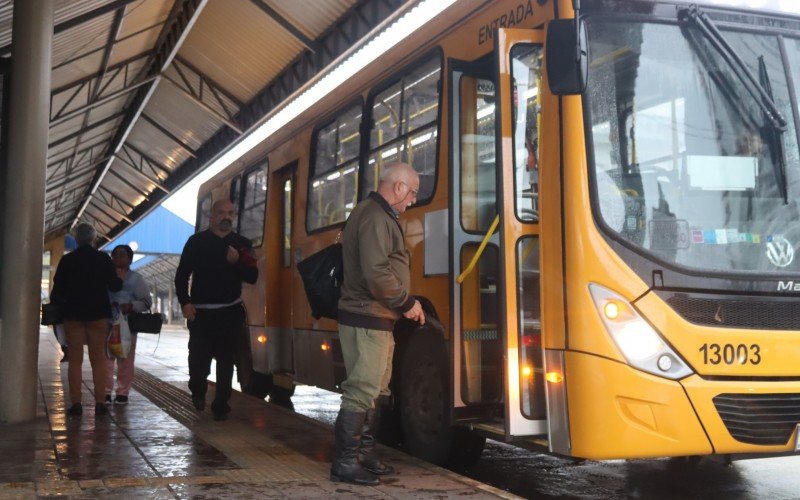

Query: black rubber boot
left=330, top=409, right=379, bottom=486
left=358, top=406, right=395, bottom=475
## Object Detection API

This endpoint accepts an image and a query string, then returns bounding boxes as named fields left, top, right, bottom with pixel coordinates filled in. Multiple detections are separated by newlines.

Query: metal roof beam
left=91, top=200, right=132, bottom=224
left=108, top=168, right=151, bottom=198
left=0, top=0, right=142, bottom=57
left=123, top=144, right=172, bottom=177
left=141, top=114, right=197, bottom=157
left=162, top=75, right=243, bottom=134
left=72, top=0, right=208, bottom=233
left=114, top=152, right=171, bottom=193
left=52, top=51, right=153, bottom=95
left=102, top=0, right=406, bottom=242
left=51, top=75, right=158, bottom=127
left=49, top=110, right=127, bottom=149
left=249, top=0, right=320, bottom=53
left=99, top=186, right=137, bottom=212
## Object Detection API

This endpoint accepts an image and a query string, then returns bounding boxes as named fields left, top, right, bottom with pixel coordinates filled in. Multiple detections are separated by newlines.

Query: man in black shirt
left=51, top=223, right=123, bottom=417
left=175, top=199, right=258, bottom=420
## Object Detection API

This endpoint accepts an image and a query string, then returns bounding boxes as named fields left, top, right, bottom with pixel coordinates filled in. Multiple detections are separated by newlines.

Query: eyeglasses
left=400, top=181, right=419, bottom=196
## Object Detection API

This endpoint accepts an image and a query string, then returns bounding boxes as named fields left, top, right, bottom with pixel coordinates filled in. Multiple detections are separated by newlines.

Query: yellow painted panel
left=636, top=292, right=800, bottom=377
left=566, top=351, right=712, bottom=459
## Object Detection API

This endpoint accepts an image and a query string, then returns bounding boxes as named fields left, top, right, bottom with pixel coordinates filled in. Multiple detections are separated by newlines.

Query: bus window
left=229, top=176, right=241, bottom=213
left=365, top=54, right=441, bottom=202
left=196, top=194, right=211, bottom=232
left=517, top=236, right=545, bottom=419
left=460, top=243, right=502, bottom=405
left=283, top=178, right=292, bottom=267
left=510, top=45, right=543, bottom=222
left=308, top=103, right=361, bottom=231
left=460, top=75, right=497, bottom=233
left=239, top=165, right=267, bottom=246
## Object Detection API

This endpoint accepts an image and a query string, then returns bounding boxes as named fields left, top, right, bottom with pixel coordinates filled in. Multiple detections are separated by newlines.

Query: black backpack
left=297, top=242, right=343, bottom=320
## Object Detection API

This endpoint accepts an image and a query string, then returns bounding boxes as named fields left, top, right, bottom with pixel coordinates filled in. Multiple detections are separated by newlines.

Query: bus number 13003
left=699, top=343, right=761, bottom=365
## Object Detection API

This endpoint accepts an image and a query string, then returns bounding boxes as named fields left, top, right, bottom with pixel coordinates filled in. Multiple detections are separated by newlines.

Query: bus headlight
left=589, top=283, right=693, bottom=380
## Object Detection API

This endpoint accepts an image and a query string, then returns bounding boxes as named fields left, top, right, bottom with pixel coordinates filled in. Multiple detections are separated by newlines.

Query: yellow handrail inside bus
left=456, top=214, right=500, bottom=284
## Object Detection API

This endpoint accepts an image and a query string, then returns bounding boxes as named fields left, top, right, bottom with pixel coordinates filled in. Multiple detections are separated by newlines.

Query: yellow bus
left=197, top=0, right=800, bottom=465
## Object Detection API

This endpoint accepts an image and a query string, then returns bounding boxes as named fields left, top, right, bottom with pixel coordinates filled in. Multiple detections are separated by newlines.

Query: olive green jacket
left=337, top=192, right=415, bottom=331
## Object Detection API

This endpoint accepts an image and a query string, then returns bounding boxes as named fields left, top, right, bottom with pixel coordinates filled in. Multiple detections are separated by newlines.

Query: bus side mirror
left=546, top=19, right=588, bottom=95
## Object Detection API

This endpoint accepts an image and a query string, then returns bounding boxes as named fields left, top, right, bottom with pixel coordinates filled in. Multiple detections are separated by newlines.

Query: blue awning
left=103, top=206, right=194, bottom=256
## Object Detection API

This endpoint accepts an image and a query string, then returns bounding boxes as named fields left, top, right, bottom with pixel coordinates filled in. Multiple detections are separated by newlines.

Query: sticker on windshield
left=649, top=219, right=690, bottom=249
left=694, top=229, right=763, bottom=245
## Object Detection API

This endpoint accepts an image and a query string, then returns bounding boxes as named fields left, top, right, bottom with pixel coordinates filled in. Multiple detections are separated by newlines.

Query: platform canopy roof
left=0, top=0, right=407, bottom=243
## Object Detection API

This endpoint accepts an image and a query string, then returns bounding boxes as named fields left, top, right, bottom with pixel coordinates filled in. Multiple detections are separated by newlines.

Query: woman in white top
left=104, top=244, right=152, bottom=405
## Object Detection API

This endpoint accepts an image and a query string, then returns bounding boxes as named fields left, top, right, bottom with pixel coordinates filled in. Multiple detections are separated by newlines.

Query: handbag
left=297, top=242, right=343, bottom=320
left=127, top=312, right=163, bottom=334
left=41, top=302, right=63, bottom=326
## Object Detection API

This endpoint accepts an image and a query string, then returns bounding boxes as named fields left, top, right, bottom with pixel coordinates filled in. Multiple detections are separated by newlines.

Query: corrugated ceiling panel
left=89, top=94, right=131, bottom=123
left=117, top=0, right=171, bottom=40
left=51, top=51, right=104, bottom=90
left=146, top=83, right=226, bottom=148
left=269, top=0, right=356, bottom=39
left=49, top=114, right=86, bottom=143
left=127, top=120, right=193, bottom=171
left=107, top=23, right=160, bottom=67
left=52, top=11, right=115, bottom=68
left=178, top=0, right=305, bottom=102
left=100, top=163, right=153, bottom=197
left=0, top=1, right=12, bottom=48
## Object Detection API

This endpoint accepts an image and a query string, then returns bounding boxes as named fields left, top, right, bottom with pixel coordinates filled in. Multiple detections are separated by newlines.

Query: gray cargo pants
left=338, top=325, right=395, bottom=412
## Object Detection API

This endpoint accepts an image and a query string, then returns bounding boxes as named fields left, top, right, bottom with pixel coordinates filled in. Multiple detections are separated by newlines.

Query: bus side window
left=196, top=194, right=211, bottom=232
left=239, top=165, right=268, bottom=247
left=364, top=53, right=442, bottom=203
left=510, top=44, right=543, bottom=222
left=308, top=103, right=362, bottom=232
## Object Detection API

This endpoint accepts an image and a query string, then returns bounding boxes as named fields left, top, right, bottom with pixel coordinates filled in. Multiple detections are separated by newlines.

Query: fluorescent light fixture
left=410, top=132, right=433, bottom=146
left=477, top=104, right=495, bottom=120
left=163, top=0, right=458, bottom=224
left=326, top=171, right=341, bottom=181
left=381, top=147, right=399, bottom=158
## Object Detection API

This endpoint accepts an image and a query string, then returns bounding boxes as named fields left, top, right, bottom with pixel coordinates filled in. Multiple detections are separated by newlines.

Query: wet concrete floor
left=0, top=329, right=518, bottom=499
left=136, top=330, right=800, bottom=500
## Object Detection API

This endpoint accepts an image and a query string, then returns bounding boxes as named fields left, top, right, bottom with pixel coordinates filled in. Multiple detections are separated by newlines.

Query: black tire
left=246, top=371, right=272, bottom=399
left=397, top=330, right=485, bottom=467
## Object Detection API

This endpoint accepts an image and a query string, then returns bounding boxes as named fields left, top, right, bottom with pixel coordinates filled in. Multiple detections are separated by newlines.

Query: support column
left=0, top=1, right=54, bottom=423
left=167, top=283, right=174, bottom=324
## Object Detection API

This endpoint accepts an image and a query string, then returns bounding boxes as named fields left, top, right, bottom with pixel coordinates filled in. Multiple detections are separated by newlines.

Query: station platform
left=0, top=329, right=518, bottom=499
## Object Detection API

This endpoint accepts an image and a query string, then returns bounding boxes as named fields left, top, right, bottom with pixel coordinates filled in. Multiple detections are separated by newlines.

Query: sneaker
left=95, top=403, right=109, bottom=416
left=192, top=396, right=205, bottom=411
left=104, top=395, right=113, bottom=405
left=114, top=395, right=128, bottom=405
left=67, top=403, right=82, bottom=416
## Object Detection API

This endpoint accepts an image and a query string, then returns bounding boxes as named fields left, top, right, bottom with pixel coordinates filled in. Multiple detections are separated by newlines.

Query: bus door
left=450, top=55, right=505, bottom=419
left=259, top=164, right=296, bottom=377
left=494, top=28, right=548, bottom=437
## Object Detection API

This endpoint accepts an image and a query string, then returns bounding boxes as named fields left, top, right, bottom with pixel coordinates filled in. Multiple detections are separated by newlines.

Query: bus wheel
left=398, top=331, right=485, bottom=467
left=246, top=371, right=272, bottom=399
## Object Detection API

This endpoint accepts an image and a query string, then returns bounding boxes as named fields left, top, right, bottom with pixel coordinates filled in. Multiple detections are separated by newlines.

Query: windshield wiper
left=679, top=5, right=788, bottom=133
left=758, top=55, right=789, bottom=203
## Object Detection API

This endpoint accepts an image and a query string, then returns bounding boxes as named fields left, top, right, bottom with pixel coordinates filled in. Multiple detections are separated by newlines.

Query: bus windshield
left=586, top=17, right=800, bottom=274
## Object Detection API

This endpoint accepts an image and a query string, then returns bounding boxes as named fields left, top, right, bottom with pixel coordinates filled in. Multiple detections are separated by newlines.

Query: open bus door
left=494, top=28, right=549, bottom=438
left=450, top=27, right=548, bottom=439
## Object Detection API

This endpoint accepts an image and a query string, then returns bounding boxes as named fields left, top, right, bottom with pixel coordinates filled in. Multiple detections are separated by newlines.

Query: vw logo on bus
left=766, top=235, right=795, bottom=268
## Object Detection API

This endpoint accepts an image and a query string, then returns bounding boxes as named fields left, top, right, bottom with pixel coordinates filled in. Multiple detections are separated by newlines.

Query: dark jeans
left=188, top=303, right=246, bottom=412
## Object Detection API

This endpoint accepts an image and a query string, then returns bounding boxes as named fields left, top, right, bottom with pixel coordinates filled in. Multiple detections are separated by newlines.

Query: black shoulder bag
left=128, top=311, right=163, bottom=334
left=297, top=235, right=343, bottom=320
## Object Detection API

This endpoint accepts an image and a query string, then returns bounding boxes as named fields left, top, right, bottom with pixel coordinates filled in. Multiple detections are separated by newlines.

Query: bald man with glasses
left=330, top=162, right=426, bottom=486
